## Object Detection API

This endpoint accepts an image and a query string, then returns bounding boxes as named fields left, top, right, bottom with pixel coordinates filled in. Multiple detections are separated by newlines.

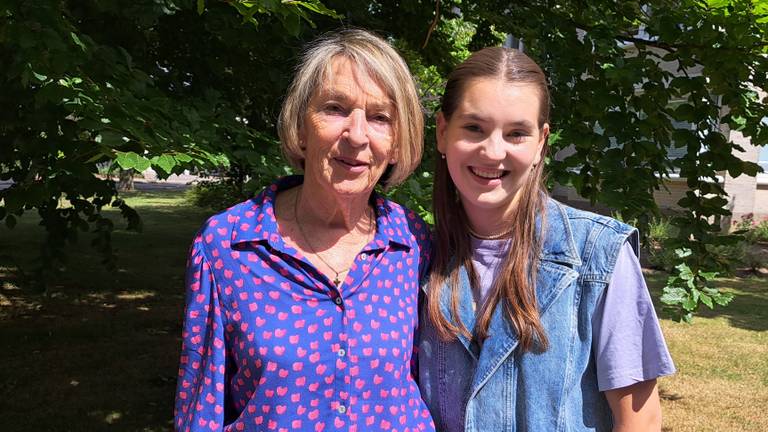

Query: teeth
left=471, top=167, right=506, bottom=179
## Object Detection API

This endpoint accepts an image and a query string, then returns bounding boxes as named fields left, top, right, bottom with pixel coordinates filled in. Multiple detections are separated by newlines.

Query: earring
left=440, top=153, right=446, bottom=159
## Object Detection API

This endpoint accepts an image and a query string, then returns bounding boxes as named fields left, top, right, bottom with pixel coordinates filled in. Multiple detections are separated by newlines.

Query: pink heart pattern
left=175, top=176, right=434, bottom=431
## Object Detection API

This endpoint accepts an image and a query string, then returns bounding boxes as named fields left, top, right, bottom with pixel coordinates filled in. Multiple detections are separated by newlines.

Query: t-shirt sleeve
left=592, top=241, right=676, bottom=392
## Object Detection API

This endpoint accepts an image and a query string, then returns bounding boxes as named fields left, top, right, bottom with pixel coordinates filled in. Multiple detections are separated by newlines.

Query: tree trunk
left=117, top=169, right=134, bottom=192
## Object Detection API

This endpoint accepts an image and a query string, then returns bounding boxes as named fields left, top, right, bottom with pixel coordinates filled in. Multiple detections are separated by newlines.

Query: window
left=759, top=145, right=768, bottom=173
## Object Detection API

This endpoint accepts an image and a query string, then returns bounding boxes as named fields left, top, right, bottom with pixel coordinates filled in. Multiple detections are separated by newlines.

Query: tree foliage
left=466, top=0, right=767, bottom=321
left=0, top=0, right=335, bottom=279
left=2, top=0, right=766, bottom=319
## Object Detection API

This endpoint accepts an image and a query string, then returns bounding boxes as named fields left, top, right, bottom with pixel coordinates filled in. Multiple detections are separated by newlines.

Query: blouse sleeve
left=174, top=238, right=228, bottom=432
left=592, top=241, right=676, bottom=392
left=412, top=220, right=433, bottom=382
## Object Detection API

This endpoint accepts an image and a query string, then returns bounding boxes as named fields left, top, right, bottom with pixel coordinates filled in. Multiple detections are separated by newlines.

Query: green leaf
left=682, top=294, right=698, bottom=311
left=100, top=131, right=126, bottom=147
left=151, top=154, right=177, bottom=175
left=174, top=153, right=193, bottom=163
left=712, top=292, right=734, bottom=306
left=282, top=12, right=301, bottom=37
left=134, top=155, right=151, bottom=172
left=660, top=286, right=687, bottom=305
left=282, top=1, right=342, bottom=18
left=70, top=32, right=86, bottom=51
left=197, top=0, right=205, bottom=14
left=115, top=151, right=140, bottom=170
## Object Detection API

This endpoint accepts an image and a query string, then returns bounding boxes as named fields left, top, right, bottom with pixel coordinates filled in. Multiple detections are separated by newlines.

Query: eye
left=323, top=103, right=345, bottom=115
left=463, top=124, right=482, bottom=133
left=507, top=130, right=530, bottom=142
left=370, top=113, right=392, bottom=124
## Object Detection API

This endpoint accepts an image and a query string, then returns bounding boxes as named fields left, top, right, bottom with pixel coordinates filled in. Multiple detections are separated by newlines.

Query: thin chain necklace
left=293, top=188, right=376, bottom=286
left=467, top=225, right=513, bottom=240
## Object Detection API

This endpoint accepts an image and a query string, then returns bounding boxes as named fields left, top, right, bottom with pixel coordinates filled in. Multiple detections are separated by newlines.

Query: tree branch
left=422, top=0, right=441, bottom=49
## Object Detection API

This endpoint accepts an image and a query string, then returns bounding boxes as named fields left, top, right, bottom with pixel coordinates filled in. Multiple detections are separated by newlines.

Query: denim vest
left=418, top=199, right=638, bottom=432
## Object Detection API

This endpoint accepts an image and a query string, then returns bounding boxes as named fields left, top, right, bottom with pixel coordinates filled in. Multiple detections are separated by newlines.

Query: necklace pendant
left=333, top=276, right=342, bottom=286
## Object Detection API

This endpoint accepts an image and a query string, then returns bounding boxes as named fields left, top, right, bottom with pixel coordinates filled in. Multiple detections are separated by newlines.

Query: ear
left=388, top=146, right=398, bottom=165
left=534, top=122, right=550, bottom=166
left=436, top=111, right=448, bottom=155
left=298, top=128, right=307, bottom=151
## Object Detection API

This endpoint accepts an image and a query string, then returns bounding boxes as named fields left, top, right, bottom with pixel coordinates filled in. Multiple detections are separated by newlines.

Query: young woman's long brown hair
left=427, top=47, right=551, bottom=352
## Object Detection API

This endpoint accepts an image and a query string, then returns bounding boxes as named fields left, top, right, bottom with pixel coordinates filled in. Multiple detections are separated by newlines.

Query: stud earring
left=440, top=153, right=446, bottom=160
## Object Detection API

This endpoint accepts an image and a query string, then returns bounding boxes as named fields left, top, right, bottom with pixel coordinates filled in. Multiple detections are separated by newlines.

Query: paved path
left=0, top=174, right=203, bottom=192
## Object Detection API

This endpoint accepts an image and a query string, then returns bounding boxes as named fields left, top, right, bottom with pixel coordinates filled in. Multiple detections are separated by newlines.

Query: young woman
left=418, top=47, right=675, bottom=431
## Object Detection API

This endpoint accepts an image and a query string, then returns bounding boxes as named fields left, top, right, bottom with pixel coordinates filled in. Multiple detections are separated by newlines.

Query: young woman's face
left=437, top=78, right=548, bottom=222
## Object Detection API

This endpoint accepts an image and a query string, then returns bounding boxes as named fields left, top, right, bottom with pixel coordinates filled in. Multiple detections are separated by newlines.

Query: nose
left=344, top=109, right=369, bottom=147
left=481, top=131, right=506, bottom=161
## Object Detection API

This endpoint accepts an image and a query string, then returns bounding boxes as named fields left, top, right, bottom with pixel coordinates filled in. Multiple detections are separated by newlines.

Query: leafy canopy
left=1, top=0, right=766, bottom=320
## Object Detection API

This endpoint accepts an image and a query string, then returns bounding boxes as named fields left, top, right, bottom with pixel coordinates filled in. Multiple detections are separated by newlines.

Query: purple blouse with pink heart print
left=174, top=176, right=435, bottom=432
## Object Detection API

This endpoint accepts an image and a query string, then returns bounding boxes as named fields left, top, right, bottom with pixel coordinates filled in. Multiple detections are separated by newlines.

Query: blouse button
left=334, top=297, right=343, bottom=305
left=337, top=348, right=346, bottom=357
left=337, top=405, right=347, bottom=414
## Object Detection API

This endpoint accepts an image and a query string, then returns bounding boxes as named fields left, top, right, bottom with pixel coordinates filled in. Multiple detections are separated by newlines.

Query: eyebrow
left=317, top=89, right=393, bottom=111
left=458, top=113, right=536, bottom=130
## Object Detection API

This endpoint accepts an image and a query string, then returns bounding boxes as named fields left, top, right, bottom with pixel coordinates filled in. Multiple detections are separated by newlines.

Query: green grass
left=0, top=189, right=211, bottom=431
left=645, top=272, right=768, bottom=432
left=1, top=189, right=766, bottom=431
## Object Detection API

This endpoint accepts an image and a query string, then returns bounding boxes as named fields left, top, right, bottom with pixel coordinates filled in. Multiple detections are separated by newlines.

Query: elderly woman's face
left=300, top=57, right=395, bottom=199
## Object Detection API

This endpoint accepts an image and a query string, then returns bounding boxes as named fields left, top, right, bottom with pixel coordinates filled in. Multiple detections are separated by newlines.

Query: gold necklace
left=293, top=188, right=376, bottom=286
left=467, top=225, right=513, bottom=240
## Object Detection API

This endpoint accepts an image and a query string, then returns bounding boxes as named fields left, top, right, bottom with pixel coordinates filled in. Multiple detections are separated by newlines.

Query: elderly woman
left=174, top=29, right=435, bottom=431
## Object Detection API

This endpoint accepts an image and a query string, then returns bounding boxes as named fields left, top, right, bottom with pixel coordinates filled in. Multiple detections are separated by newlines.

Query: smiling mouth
left=334, top=156, right=369, bottom=168
left=470, top=167, right=508, bottom=179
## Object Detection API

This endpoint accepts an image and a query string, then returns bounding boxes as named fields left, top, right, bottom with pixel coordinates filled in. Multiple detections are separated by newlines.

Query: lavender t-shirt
left=470, top=238, right=675, bottom=391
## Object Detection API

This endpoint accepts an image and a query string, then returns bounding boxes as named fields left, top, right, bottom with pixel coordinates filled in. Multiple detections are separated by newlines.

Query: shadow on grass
left=0, top=271, right=182, bottom=431
left=646, top=270, right=768, bottom=332
left=0, top=188, right=211, bottom=431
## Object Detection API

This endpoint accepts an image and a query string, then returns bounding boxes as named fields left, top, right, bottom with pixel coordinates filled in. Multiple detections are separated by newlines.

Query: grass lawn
left=647, top=272, right=768, bottom=432
left=0, top=188, right=211, bottom=431
left=1, top=188, right=766, bottom=431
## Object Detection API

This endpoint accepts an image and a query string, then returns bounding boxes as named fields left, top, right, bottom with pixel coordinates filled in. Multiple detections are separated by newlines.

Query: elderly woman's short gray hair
left=278, top=29, right=424, bottom=189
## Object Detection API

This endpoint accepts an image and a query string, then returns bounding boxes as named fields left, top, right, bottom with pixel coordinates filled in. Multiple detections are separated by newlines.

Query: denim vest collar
left=437, top=199, right=583, bottom=399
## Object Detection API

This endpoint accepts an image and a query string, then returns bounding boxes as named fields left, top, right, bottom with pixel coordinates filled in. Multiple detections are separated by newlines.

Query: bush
left=705, top=241, right=748, bottom=275
left=749, top=220, right=768, bottom=243
left=732, top=214, right=768, bottom=244
left=187, top=180, right=250, bottom=212
left=645, top=217, right=678, bottom=272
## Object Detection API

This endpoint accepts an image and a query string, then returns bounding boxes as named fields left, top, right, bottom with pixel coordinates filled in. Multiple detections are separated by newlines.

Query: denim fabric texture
left=418, top=199, right=638, bottom=432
